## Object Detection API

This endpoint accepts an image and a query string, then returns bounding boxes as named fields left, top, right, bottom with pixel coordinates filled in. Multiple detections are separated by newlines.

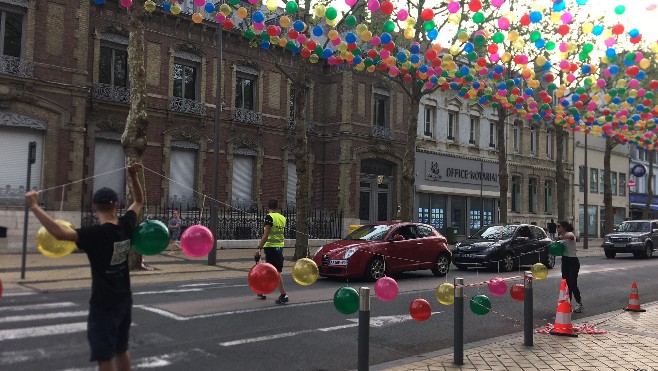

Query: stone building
left=0, top=0, right=411, bottom=251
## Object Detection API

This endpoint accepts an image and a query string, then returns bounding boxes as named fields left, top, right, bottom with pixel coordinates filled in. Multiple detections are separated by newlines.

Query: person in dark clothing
left=25, top=163, right=144, bottom=371
left=254, top=199, right=288, bottom=304
left=555, top=220, right=582, bottom=313
left=547, top=219, right=557, bottom=240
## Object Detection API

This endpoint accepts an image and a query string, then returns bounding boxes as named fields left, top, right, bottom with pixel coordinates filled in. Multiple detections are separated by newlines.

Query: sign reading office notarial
left=419, top=153, right=500, bottom=189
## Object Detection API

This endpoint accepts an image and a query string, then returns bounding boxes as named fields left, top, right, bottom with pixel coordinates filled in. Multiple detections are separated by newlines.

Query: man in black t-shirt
left=26, top=163, right=144, bottom=371
left=547, top=219, right=557, bottom=240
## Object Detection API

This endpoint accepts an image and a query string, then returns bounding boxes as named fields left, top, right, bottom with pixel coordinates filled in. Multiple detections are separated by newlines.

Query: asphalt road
left=2, top=255, right=657, bottom=371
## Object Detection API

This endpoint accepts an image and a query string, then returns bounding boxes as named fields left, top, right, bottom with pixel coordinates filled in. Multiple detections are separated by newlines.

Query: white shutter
left=93, top=140, right=125, bottom=200
left=0, top=127, right=43, bottom=197
left=169, top=147, right=196, bottom=205
left=232, top=155, right=253, bottom=203
left=287, top=161, right=297, bottom=206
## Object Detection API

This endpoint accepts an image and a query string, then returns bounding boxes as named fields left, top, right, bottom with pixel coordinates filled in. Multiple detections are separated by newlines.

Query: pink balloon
left=561, top=12, right=573, bottom=24
left=194, top=0, right=205, bottom=6
left=180, top=225, right=214, bottom=257
left=647, top=3, right=657, bottom=10
left=447, top=1, right=460, bottom=13
left=605, top=37, right=616, bottom=47
left=559, top=43, right=568, bottom=52
left=297, top=34, right=307, bottom=44
left=331, top=38, right=341, bottom=46
left=498, top=17, right=510, bottom=29
left=119, top=0, right=133, bottom=8
left=491, top=0, right=505, bottom=8
left=374, top=277, right=399, bottom=301
left=253, top=22, right=264, bottom=31
left=629, top=79, right=639, bottom=88
left=371, top=36, right=381, bottom=46
left=489, top=53, right=500, bottom=63
left=397, top=9, right=408, bottom=21
left=345, top=0, right=358, bottom=6
left=380, top=50, right=390, bottom=59
left=596, top=79, right=606, bottom=87
left=215, top=13, right=226, bottom=23
left=488, top=277, right=508, bottom=296
left=367, top=0, right=380, bottom=12
left=248, top=0, right=259, bottom=3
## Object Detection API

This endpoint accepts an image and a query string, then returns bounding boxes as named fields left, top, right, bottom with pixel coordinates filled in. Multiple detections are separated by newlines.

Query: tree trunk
left=496, top=106, right=508, bottom=224
left=643, top=153, right=654, bottom=219
left=399, top=93, right=420, bottom=222
left=123, top=3, right=149, bottom=270
left=555, top=126, right=566, bottom=221
left=293, top=79, right=310, bottom=260
left=603, top=138, right=614, bottom=235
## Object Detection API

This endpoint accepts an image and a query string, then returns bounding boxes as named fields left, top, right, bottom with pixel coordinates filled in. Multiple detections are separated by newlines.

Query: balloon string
left=60, top=185, right=65, bottom=212
left=38, top=167, right=127, bottom=193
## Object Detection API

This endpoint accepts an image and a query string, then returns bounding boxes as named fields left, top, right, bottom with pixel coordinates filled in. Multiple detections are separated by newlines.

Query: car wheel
left=455, top=264, right=468, bottom=271
left=643, top=243, right=653, bottom=259
left=542, top=254, right=556, bottom=269
left=605, top=250, right=616, bottom=258
left=431, top=254, right=450, bottom=277
left=501, top=254, right=514, bottom=272
left=365, top=257, right=386, bottom=281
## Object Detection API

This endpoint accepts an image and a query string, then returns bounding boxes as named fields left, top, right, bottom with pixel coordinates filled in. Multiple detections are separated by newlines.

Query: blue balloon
left=464, top=42, right=474, bottom=52
left=162, top=1, right=170, bottom=11
left=473, top=81, right=480, bottom=89
left=427, top=29, right=438, bottom=40
left=313, top=25, right=324, bottom=37
left=581, top=65, right=592, bottom=74
left=380, top=32, right=392, bottom=44
left=293, top=20, right=305, bottom=32
left=592, top=25, right=604, bottom=36
left=525, top=88, right=534, bottom=96
left=542, top=61, right=552, bottom=71
left=260, top=41, right=270, bottom=49
left=609, top=65, right=619, bottom=74
left=410, top=43, right=420, bottom=54
left=576, top=0, right=587, bottom=5
left=419, top=65, right=428, bottom=73
left=430, top=76, right=438, bottom=84
left=345, top=32, right=357, bottom=44
left=612, top=97, right=621, bottom=104
left=353, top=56, right=362, bottom=65
left=460, top=66, right=470, bottom=76
left=637, top=104, right=645, bottom=111
left=450, top=82, right=458, bottom=90
left=396, top=51, right=407, bottom=62
left=494, top=65, right=504, bottom=74
left=636, top=71, right=646, bottom=79
left=410, top=55, right=420, bottom=64
left=322, top=48, right=333, bottom=59
left=253, top=11, right=265, bottom=23
left=552, top=1, right=565, bottom=11
left=605, top=48, right=617, bottom=58
left=629, top=29, right=640, bottom=38
left=534, top=39, right=545, bottom=49
left=529, top=11, right=542, bottom=23
left=93, top=0, right=105, bottom=4
left=561, top=99, right=570, bottom=107
left=627, top=97, right=636, bottom=104
left=204, top=2, right=215, bottom=13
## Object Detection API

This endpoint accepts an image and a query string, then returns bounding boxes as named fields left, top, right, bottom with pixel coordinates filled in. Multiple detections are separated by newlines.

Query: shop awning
left=630, top=203, right=658, bottom=211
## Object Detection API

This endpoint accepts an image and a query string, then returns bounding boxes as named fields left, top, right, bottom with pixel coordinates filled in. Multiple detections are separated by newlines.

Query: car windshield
left=470, top=225, right=517, bottom=240
left=346, top=225, right=392, bottom=241
left=617, top=222, right=650, bottom=232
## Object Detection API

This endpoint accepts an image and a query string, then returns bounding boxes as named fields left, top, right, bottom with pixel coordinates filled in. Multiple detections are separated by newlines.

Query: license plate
left=329, top=259, right=348, bottom=266
left=614, top=243, right=626, bottom=248
left=461, top=253, right=476, bottom=258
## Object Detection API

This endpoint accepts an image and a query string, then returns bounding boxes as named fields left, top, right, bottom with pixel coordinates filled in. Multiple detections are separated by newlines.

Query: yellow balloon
left=442, top=54, right=453, bottom=62
left=550, top=12, right=561, bottom=23
left=356, top=24, right=367, bottom=34
left=435, top=283, right=455, bottom=305
left=192, top=12, right=203, bottom=24
left=582, top=22, right=594, bottom=34
left=531, top=263, right=548, bottom=280
left=367, top=65, right=375, bottom=73
left=449, top=45, right=460, bottom=55
left=292, top=258, right=319, bottom=286
left=508, top=30, right=519, bottom=42
left=36, top=220, right=77, bottom=259
left=639, top=58, right=651, bottom=69
left=361, top=31, right=372, bottom=42
left=237, top=7, right=248, bottom=19
left=309, top=54, right=319, bottom=63
left=279, top=15, right=291, bottom=28
left=170, top=2, right=181, bottom=15
left=278, top=38, right=287, bottom=47
left=266, top=0, right=278, bottom=11
left=457, top=31, right=469, bottom=43
left=501, top=52, right=512, bottom=63
left=536, top=56, right=546, bottom=66
left=512, top=40, right=525, bottom=50
left=448, top=13, right=461, bottom=24
left=404, top=28, right=414, bottom=39
left=404, top=17, right=416, bottom=29
left=328, top=29, right=339, bottom=41
left=314, top=5, right=326, bottom=18
left=326, top=18, right=338, bottom=26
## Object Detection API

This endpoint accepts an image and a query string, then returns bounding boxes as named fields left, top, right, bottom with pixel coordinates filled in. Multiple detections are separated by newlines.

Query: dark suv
left=602, top=220, right=657, bottom=259
left=452, top=224, right=556, bottom=271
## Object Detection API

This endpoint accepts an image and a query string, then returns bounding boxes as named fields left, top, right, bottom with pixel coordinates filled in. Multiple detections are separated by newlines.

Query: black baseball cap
left=92, top=187, right=118, bottom=205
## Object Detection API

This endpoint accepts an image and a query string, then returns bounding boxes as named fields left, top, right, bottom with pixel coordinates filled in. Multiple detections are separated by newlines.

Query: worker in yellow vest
left=255, top=199, right=288, bottom=304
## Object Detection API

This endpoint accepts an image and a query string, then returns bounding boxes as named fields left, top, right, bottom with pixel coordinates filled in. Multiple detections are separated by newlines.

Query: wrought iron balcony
left=169, top=96, right=207, bottom=116
left=287, top=118, right=314, bottom=133
left=232, top=107, right=262, bottom=125
left=93, top=83, right=130, bottom=104
left=0, top=55, right=33, bottom=78
left=372, top=125, right=392, bottom=139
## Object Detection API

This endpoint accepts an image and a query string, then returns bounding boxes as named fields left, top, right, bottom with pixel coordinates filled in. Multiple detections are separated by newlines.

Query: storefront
left=629, top=193, right=658, bottom=220
left=415, top=152, right=500, bottom=237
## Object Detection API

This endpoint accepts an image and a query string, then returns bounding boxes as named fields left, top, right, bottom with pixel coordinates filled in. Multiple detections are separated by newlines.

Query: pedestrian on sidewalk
left=168, top=210, right=182, bottom=252
left=547, top=219, right=557, bottom=240
left=555, top=220, right=583, bottom=313
left=254, top=199, right=289, bottom=304
left=25, top=163, right=144, bottom=371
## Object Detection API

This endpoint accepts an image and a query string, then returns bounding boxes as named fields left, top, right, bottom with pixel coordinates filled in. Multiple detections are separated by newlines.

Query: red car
left=313, top=222, right=452, bottom=281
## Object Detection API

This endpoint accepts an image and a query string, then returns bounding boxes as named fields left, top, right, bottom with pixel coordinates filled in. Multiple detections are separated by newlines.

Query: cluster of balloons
left=132, top=221, right=215, bottom=258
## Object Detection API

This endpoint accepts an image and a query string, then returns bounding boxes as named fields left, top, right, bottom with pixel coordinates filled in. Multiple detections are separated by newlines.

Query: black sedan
left=452, top=224, right=556, bottom=271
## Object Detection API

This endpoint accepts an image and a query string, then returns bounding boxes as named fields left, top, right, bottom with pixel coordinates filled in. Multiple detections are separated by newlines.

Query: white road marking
left=133, top=288, right=204, bottom=295
left=346, top=312, right=443, bottom=327
left=178, top=283, right=227, bottom=287
left=0, top=310, right=88, bottom=324
left=1, top=292, right=36, bottom=297
left=0, top=302, right=77, bottom=312
left=0, top=322, right=86, bottom=341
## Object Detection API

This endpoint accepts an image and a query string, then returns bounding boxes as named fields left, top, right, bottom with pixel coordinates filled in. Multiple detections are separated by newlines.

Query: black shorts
left=87, top=298, right=132, bottom=362
left=264, top=248, right=284, bottom=272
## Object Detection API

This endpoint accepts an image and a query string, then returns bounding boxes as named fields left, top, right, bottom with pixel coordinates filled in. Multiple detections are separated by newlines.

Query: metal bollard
left=358, top=287, right=370, bottom=371
left=454, top=277, right=464, bottom=365
left=524, top=271, right=533, bottom=346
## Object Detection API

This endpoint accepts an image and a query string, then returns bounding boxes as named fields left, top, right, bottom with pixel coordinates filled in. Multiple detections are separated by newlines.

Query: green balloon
left=545, top=41, right=555, bottom=50
left=467, top=51, right=478, bottom=61
left=473, top=12, right=484, bottom=24
left=334, top=286, right=359, bottom=314
left=132, top=220, right=170, bottom=256
left=473, top=34, right=486, bottom=46
left=244, top=29, right=255, bottom=40
left=345, top=15, right=357, bottom=27
left=229, top=0, right=240, bottom=4
left=548, top=241, right=565, bottom=256
left=582, top=43, right=594, bottom=54
left=325, top=7, right=337, bottom=20
left=470, top=294, right=491, bottom=315
left=261, top=33, right=270, bottom=42
left=423, top=19, right=435, bottom=31
left=530, top=30, right=541, bottom=42
left=614, top=5, right=625, bottom=15
left=285, top=1, right=297, bottom=13
left=286, top=41, right=295, bottom=50
left=383, top=20, right=395, bottom=33
left=492, top=32, right=505, bottom=44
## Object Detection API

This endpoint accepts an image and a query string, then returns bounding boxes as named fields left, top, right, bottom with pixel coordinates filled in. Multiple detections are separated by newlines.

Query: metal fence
left=81, top=203, right=343, bottom=240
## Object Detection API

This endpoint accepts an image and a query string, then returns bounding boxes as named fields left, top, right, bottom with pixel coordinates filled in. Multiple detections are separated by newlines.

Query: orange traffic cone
left=624, top=281, right=646, bottom=312
left=550, top=279, right=578, bottom=337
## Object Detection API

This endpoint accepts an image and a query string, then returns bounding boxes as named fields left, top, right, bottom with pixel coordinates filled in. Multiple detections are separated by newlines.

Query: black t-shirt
left=548, top=222, right=557, bottom=233
left=264, top=214, right=274, bottom=227
left=76, top=210, right=136, bottom=308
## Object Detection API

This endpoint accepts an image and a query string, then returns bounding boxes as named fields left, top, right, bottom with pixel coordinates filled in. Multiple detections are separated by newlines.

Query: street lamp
left=208, top=25, right=223, bottom=266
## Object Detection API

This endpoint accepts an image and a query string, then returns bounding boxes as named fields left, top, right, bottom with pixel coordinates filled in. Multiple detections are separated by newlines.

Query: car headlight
left=312, top=246, right=324, bottom=257
left=483, top=244, right=501, bottom=253
left=343, top=247, right=358, bottom=259
left=455, top=242, right=461, bottom=248
left=631, top=237, right=642, bottom=242
left=604, top=236, right=610, bottom=242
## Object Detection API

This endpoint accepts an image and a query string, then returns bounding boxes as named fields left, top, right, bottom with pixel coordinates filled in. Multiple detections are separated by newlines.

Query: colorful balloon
left=374, top=276, right=399, bottom=301
left=470, top=294, right=491, bottom=315
left=510, top=284, right=525, bottom=301
left=248, top=263, right=280, bottom=294
left=180, top=225, right=214, bottom=257
left=334, top=286, right=359, bottom=314
left=435, top=282, right=455, bottom=305
left=36, top=220, right=77, bottom=259
left=409, top=298, right=431, bottom=321
left=531, top=263, right=548, bottom=280
left=548, top=241, right=565, bottom=256
left=131, top=220, right=170, bottom=256
left=487, top=277, right=508, bottom=296
left=292, top=258, right=319, bottom=286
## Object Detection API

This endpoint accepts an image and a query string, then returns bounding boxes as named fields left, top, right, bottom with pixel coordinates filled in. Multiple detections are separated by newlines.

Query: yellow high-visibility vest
left=263, top=212, right=286, bottom=248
